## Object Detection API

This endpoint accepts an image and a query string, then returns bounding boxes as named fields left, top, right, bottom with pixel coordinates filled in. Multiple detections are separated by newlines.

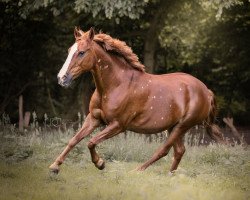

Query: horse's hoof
left=95, top=158, right=105, bottom=170
left=135, top=166, right=146, bottom=172
left=49, top=163, right=60, bottom=174
left=50, top=168, right=59, bottom=174
left=168, top=171, right=175, bottom=176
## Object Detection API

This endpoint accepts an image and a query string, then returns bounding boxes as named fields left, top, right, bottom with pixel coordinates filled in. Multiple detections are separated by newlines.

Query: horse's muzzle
left=58, top=74, right=73, bottom=87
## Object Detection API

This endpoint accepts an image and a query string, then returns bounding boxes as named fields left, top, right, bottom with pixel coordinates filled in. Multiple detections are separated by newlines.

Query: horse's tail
left=205, top=90, right=226, bottom=144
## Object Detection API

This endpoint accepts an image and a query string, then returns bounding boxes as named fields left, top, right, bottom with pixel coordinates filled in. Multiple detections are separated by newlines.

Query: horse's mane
left=93, top=33, right=145, bottom=72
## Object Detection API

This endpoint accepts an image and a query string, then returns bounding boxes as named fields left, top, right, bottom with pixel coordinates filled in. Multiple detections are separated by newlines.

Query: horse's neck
left=91, top=45, right=131, bottom=95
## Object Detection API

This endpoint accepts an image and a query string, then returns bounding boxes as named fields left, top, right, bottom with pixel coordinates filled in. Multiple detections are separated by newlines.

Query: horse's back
left=155, top=72, right=208, bottom=89
left=149, top=72, right=211, bottom=99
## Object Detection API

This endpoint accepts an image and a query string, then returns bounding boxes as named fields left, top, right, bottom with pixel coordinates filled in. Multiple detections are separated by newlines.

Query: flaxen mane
left=94, top=33, right=145, bottom=72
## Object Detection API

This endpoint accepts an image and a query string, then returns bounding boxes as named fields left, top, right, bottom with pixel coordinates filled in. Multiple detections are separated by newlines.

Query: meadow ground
left=0, top=128, right=249, bottom=200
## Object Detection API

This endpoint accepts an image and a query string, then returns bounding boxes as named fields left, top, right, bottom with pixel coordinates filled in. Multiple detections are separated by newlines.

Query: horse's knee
left=87, top=141, right=95, bottom=149
left=180, top=146, right=186, bottom=154
left=174, top=146, right=185, bottom=160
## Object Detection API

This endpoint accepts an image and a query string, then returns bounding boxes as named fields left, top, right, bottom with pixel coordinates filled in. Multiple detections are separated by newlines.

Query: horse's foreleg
left=169, top=137, right=185, bottom=173
left=49, top=114, right=100, bottom=173
left=87, top=121, right=122, bottom=170
left=135, top=126, right=188, bottom=172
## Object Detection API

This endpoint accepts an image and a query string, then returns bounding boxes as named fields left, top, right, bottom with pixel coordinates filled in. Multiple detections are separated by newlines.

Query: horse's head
left=57, top=27, right=95, bottom=87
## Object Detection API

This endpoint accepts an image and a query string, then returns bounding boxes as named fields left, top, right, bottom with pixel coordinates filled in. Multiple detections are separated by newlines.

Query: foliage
left=74, top=0, right=147, bottom=21
left=157, top=1, right=250, bottom=120
left=0, top=0, right=249, bottom=125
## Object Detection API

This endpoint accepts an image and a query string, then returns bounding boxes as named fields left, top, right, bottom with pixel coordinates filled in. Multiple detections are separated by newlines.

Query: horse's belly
left=128, top=110, right=179, bottom=134
left=128, top=125, right=168, bottom=134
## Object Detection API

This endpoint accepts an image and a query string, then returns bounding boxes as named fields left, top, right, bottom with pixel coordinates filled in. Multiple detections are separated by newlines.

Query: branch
left=223, top=117, right=247, bottom=146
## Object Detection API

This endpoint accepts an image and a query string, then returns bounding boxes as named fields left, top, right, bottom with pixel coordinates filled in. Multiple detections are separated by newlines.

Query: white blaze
left=58, top=43, right=78, bottom=79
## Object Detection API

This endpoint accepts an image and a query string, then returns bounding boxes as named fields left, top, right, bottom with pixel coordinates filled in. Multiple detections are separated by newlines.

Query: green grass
left=0, top=129, right=249, bottom=200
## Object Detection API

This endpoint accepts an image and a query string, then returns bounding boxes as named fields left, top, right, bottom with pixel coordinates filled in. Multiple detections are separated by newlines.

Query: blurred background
left=0, top=0, right=250, bottom=127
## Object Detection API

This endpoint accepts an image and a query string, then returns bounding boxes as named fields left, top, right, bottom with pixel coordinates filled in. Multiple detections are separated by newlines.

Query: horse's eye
left=78, top=51, right=85, bottom=57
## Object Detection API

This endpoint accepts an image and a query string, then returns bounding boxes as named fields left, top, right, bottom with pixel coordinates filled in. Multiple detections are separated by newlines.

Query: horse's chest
left=100, top=98, right=126, bottom=123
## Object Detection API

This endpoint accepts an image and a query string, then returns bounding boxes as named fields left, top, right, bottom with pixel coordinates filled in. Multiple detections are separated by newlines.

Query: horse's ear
left=74, top=26, right=82, bottom=39
left=88, top=27, right=95, bottom=41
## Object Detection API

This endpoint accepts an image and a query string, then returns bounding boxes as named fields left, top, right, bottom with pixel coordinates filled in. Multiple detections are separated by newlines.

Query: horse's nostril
left=58, top=77, right=63, bottom=85
left=57, top=73, right=72, bottom=87
left=62, top=75, right=67, bottom=80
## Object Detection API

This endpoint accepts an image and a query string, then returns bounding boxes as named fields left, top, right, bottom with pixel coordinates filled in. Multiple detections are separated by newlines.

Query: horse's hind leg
left=135, top=125, right=188, bottom=172
left=49, top=113, right=100, bottom=173
left=87, top=121, right=122, bottom=170
left=169, top=137, right=185, bottom=173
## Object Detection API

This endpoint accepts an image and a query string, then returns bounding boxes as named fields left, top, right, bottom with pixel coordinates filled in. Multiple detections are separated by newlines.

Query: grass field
left=0, top=128, right=249, bottom=200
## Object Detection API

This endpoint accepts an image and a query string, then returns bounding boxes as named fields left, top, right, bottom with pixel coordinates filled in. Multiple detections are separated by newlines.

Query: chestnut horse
left=49, top=27, right=225, bottom=174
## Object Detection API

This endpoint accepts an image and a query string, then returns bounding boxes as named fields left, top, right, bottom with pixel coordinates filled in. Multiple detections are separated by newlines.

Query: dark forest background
left=0, top=0, right=249, bottom=126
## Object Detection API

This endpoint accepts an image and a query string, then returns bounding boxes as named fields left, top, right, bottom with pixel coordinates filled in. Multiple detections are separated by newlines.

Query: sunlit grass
left=0, top=129, right=249, bottom=200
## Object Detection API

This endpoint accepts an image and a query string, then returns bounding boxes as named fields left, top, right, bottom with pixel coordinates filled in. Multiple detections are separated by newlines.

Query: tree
left=0, top=0, right=249, bottom=125
left=158, top=0, right=250, bottom=122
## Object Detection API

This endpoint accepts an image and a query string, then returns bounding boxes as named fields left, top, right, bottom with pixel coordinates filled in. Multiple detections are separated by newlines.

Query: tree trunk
left=46, top=83, right=57, bottom=116
left=143, top=34, right=157, bottom=73
left=143, top=0, right=170, bottom=73
left=18, top=95, right=24, bottom=132
left=24, top=112, right=31, bottom=128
